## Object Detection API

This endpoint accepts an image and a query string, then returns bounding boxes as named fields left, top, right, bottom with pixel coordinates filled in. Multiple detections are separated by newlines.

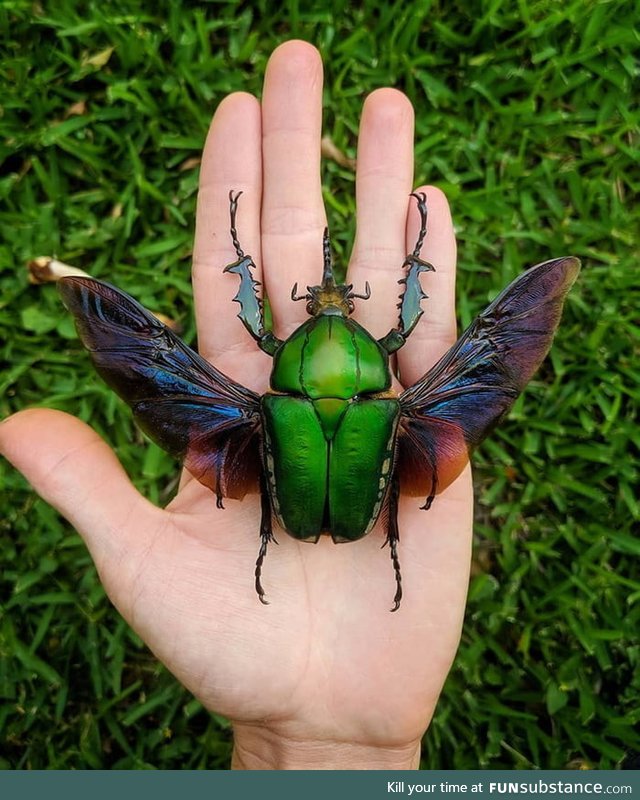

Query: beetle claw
left=255, top=562, right=270, bottom=606
left=420, top=473, right=438, bottom=511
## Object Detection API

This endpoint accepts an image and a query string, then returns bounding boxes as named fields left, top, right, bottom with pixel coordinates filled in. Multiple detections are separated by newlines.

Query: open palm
left=0, top=41, right=472, bottom=769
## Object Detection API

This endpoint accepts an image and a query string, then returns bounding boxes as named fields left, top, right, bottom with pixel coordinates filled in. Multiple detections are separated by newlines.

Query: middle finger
left=261, top=41, right=327, bottom=339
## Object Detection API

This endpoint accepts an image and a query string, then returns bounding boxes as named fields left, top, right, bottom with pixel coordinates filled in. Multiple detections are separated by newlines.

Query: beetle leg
left=223, top=191, right=282, bottom=356
left=378, top=192, right=435, bottom=354
left=383, top=473, right=403, bottom=612
left=418, top=436, right=439, bottom=511
left=255, top=473, right=278, bottom=605
left=421, top=470, right=438, bottom=511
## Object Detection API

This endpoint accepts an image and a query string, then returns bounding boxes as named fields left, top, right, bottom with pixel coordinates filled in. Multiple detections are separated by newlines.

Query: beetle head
left=291, top=227, right=371, bottom=317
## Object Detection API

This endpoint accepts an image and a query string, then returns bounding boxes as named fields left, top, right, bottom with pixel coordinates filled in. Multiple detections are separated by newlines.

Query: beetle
left=59, top=191, right=580, bottom=610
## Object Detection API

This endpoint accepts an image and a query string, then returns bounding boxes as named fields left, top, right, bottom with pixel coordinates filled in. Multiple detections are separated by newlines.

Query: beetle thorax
left=270, top=313, right=392, bottom=401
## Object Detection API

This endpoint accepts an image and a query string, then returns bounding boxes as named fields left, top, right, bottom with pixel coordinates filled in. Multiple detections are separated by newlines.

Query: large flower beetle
left=59, top=192, right=580, bottom=610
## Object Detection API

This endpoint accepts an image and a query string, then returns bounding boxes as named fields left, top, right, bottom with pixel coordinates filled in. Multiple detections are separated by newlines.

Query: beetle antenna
left=291, top=282, right=311, bottom=302
left=321, top=227, right=336, bottom=288
left=349, top=281, right=371, bottom=301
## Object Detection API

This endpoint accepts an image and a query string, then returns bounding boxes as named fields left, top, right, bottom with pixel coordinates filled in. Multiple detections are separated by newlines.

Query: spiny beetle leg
left=223, top=191, right=282, bottom=356
left=255, top=474, right=278, bottom=605
left=378, top=192, right=435, bottom=354
left=383, top=473, right=403, bottom=612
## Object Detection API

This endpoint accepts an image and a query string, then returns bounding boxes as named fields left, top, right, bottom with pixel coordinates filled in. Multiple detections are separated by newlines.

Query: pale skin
left=0, top=42, right=473, bottom=769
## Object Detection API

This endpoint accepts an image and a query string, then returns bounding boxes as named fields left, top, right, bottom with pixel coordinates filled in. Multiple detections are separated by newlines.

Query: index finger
left=191, top=92, right=263, bottom=367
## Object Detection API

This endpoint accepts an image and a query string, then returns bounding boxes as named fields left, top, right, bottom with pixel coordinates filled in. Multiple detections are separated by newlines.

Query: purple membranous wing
left=59, top=277, right=262, bottom=500
left=397, top=257, right=581, bottom=499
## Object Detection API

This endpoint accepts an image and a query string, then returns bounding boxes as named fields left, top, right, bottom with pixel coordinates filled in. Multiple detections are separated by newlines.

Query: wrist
left=231, top=724, right=421, bottom=770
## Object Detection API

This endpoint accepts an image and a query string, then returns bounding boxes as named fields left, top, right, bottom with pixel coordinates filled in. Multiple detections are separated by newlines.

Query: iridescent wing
left=397, top=257, right=581, bottom=504
left=59, top=277, right=262, bottom=502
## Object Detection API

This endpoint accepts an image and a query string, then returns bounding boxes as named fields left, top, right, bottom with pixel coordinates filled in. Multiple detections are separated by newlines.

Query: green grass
left=1, top=0, right=638, bottom=770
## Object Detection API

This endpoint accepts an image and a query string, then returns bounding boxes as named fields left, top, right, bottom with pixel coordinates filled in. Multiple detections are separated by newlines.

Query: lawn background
left=1, top=0, right=638, bottom=769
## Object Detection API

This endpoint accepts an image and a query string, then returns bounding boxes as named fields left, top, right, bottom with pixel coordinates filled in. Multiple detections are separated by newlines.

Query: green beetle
left=60, top=192, right=580, bottom=610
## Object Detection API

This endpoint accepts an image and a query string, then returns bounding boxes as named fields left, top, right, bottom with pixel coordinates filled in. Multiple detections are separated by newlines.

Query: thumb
left=0, top=408, right=156, bottom=574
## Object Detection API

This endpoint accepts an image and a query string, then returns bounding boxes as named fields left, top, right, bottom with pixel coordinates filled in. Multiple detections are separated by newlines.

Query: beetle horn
left=321, top=227, right=336, bottom=288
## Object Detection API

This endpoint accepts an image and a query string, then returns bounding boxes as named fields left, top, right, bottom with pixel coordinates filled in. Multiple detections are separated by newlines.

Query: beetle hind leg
left=255, top=474, right=278, bottom=605
left=383, top=474, right=403, bottom=612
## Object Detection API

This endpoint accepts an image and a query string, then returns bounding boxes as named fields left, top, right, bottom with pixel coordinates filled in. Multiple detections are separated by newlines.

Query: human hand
left=0, top=41, right=472, bottom=769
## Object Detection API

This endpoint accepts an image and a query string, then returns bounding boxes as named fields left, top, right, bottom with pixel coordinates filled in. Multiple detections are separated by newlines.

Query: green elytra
left=223, top=191, right=433, bottom=609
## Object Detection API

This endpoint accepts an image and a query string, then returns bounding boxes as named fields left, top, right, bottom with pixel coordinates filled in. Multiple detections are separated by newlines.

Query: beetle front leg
left=384, top=473, right=403, bottom=612
left=223, top=191, right=282, bottom=356
left=255, top=472, right=278, bottom=605
left=378, top=192, right=435, bottom=354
